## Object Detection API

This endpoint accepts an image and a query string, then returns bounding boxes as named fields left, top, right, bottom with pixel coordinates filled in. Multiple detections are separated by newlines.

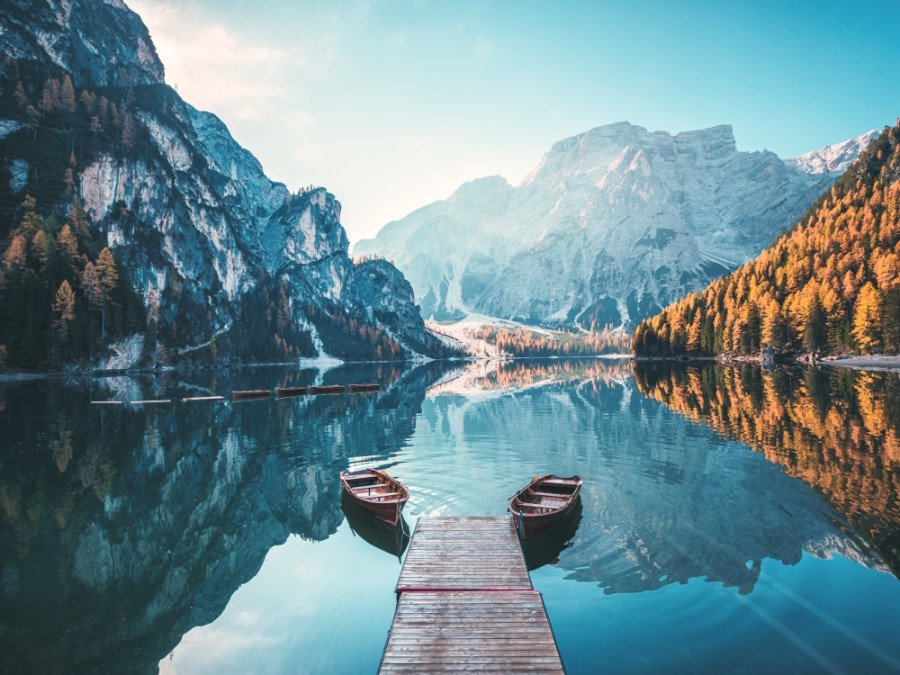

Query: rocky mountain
left=354, top=122, right=874, bottom=329
left=786, top=129, right=880, bottom=174
left=0, top=0, right=451, bottom=371
left=632, top=123, right=900, bottom=358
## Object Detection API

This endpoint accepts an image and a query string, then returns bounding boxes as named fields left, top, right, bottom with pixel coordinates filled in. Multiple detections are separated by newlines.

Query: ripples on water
left=0, top=359, right=898, bottom=674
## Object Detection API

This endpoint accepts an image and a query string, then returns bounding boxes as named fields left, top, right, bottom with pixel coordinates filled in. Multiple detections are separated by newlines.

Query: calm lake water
left=1, top=358, right=899, bottom=674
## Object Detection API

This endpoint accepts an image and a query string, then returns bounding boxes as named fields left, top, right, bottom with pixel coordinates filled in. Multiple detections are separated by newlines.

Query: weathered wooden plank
left=380, top=591, right=564, bottom=673
left=396, top=517, right=531, bottom=592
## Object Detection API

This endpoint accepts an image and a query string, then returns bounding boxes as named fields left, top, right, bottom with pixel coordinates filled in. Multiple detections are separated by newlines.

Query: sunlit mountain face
left=355, top=123, right=875, bottom=330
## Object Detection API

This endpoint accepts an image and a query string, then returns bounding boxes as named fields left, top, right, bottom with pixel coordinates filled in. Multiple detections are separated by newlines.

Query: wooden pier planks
left=380, top=516, right=565, bottom=674
left=397, top=516, right=532, bottom=592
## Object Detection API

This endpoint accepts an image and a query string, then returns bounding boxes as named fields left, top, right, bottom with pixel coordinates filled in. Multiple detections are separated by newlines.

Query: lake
left=1, top=359, right=898, bottom=674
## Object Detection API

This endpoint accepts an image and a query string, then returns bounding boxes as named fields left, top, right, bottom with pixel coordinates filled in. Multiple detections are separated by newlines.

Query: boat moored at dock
left=509, top=474, right=583, bottom=540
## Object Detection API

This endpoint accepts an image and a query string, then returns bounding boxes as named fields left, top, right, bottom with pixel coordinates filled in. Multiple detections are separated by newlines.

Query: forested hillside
left=632, top=124, right=900, bottom=358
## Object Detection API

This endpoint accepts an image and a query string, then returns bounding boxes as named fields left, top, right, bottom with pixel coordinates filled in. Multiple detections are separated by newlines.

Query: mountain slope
left=632, top=123, right=900, bottom=358
left=0, top=0, right=452, bottom=370
left=355, top=122, right=874, bottom=329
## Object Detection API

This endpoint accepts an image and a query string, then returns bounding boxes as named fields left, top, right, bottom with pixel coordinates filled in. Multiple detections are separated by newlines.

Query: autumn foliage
left=633, top=361, right=900, bottom=575
left=633, top=124, right=900, bottom=357
left=0, top=196, right=142, bottom=368
left=474, top=325, right=631, bottom=357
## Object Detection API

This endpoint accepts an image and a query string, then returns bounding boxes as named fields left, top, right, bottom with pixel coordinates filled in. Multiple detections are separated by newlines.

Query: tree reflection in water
left=632, top=361, right=900, bottom=579
left=0, top=361, right=448, bottom=674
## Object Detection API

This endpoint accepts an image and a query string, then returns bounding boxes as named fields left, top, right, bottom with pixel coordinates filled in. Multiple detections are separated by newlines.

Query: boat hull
left=340, top=468, right=409, bottom=526
left=509, top=474, right=583, bottom=540
left=341, top=492, right=411, bottom=559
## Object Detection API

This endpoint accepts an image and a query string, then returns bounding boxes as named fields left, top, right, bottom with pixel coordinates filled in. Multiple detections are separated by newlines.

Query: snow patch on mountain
left=787, top=130, right=879, bottom=174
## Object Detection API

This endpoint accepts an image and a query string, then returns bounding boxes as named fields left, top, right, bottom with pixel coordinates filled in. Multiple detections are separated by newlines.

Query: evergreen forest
left=633, top=124, right=900, bottom=358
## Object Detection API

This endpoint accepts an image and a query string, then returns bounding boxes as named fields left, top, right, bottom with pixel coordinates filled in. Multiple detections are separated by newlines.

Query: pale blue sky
left=128, top=0, right=900, bottom=244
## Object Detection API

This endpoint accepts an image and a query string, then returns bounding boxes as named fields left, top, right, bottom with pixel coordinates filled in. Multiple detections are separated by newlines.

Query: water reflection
left=632, top=361, right=900, bottom=578
left=397, top=358, right=898, bottom=597
left=1, top=358, right=898, bottom=673
left=341, top=493, right=411, bottom=560
left=0, top=361, right=450, bottom=674
left=523, top=501, right=583, bottom=571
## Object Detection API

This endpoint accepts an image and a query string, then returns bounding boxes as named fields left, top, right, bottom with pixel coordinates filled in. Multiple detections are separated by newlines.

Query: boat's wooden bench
left=360, top=491, right=403, bottom=499
left=512, top=503, right=556, bottom=512
left=531, top=491, right=569, bottom=498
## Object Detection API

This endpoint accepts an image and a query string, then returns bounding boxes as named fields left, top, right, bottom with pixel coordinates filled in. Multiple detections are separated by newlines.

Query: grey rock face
left=0, top=0, right=165, bottom=87
left=355, top=122, right=874, bottom=328
left=1, top=0, right=440, bottom=362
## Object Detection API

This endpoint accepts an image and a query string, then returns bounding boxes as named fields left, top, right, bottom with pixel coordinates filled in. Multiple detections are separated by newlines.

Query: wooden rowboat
left=508, top=474, right=583, bottom=540
left=348, top=383, right=380, bottom=393
left=309, top=384, right=346, bottom=395
left=231, top=389, right=271, bottom=401
left=340, top=468, right=409, bottom=526
left=275, top=386, right=307, bottom=398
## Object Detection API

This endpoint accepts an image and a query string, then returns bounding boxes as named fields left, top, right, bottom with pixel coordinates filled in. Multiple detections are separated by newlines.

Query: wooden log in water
left=308, top=385, right=345, bottom=395
left=348, top=383, right=380, bottom=393
left=231, top=389, right=271, bottom=401
left=275, top=386, right=308, bottom=398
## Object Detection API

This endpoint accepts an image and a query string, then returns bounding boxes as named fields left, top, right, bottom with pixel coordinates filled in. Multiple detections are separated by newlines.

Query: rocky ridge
left=0, top=0, right=446, bottom=368
left=355, top=122, right=875, bottom=329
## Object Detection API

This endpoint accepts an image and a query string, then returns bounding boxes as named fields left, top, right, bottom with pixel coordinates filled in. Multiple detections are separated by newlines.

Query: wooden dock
left=379, top=516, right=565, bottom=674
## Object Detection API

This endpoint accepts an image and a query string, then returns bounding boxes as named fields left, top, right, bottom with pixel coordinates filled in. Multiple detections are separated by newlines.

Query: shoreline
left=633, top=353, right=900, bottom=373
left=3, top=353, right=899, bottom=384
left=818, top=354, right=900, bottom=372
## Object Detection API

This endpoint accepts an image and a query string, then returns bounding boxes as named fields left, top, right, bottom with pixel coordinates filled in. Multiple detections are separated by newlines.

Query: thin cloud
left=128, top=0, right=303, bottom=118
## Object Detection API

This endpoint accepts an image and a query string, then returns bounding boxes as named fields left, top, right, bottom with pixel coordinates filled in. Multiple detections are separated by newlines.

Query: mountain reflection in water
left=0, top=358, right=898, bottom=674
left=633, top=361, right=900, bottom=579
left=0, top=361, right=447, bottom=674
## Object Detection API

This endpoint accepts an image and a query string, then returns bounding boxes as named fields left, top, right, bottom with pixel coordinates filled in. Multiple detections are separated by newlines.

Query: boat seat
left=360, top=491, right=403, bottom=499
left=531, top=491, right=569, bottom=498
left=513, top=502, right=554, bottom=510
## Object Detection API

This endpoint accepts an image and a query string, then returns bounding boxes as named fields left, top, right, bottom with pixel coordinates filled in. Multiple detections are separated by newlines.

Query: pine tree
left=56, top=224, right=80, bottom=278
left=801, top=294, right=827, bottom=353
left=52, top=280, right=76, bottom=341
left=883, top=287, right=900, bottom=353
left=852, top=282, right=883, bottom=354
left=80, top=261, right=102, bottom=313
left=60, top=75, right=76, bottom=113
left=95, top=248, right=118, bottom=340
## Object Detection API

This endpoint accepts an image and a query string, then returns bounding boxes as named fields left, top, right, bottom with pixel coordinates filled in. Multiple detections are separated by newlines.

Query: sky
left=125, top=0, right=900, bottom=246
